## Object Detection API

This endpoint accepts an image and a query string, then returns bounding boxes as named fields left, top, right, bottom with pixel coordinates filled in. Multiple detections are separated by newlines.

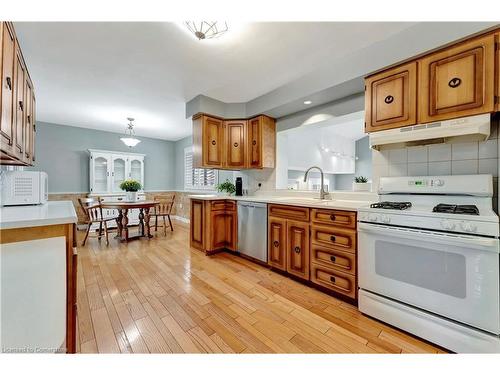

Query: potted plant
left=216, top=179, right=236, bottom=196
left=120, top=179, right=142, bottom=202
left=352, top=176, right=371, bottom=192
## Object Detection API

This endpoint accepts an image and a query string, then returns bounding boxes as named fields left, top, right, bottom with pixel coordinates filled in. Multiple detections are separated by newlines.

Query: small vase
left=126, top=191, right=137, bottom=202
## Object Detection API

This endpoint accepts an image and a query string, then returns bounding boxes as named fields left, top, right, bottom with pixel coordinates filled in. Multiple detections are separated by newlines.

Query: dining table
left=100, top=200, right=159, bottom=242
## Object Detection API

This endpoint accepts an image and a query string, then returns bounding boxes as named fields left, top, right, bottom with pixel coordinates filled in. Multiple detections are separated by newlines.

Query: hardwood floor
left=75, top=220, right=446, bottom=354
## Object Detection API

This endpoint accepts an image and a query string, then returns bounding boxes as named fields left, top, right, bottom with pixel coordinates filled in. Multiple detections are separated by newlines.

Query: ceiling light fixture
left=120, top=117, right=141, bottom=148
left=304, top=100, right=312, bottom=105
left=185, top=21, right=229, bottom=40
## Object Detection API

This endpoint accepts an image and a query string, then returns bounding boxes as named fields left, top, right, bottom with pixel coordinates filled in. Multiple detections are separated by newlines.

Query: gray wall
left=335, top=136, right=372, bottom=190
left=29, top=121, right=175, bottom=193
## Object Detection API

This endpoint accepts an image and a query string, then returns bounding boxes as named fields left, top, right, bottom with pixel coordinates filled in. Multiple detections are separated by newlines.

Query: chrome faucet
left=303, top=166, right=328, bottom=200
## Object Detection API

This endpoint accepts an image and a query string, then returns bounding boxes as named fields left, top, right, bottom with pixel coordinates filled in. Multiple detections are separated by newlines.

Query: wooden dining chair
left=151, top=195, right=175, bottom=235
left=78, top=197, right=117, bottom=246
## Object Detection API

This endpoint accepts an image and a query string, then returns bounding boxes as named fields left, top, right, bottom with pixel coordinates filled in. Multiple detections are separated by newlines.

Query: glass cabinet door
left=92, top=155, right=110, bottom=193
left=112, top=156, right=127, bottom=192
left=129, top=158, right=143, bottom=187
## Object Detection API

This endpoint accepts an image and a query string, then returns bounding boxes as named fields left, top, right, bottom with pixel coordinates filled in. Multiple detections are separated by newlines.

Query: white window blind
left=184, top=147, right=218, bottom=190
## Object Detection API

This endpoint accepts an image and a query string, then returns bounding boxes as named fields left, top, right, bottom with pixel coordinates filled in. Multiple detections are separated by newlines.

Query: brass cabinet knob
left=294, top=246, right=301, bottom=254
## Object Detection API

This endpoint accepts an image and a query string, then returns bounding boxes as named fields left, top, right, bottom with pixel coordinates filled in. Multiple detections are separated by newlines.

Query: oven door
left=358, top=222, right=500, bottom=334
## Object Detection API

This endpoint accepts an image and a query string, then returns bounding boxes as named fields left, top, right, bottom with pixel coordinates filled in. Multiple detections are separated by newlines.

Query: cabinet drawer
left=210, top=200, right=235, bottom=211
left=268, top=204, right=309, bottom=222
left=310, top=264, right=356, bottom=299
left=311, top=224, right=356, bottom=253
left=310, top=244, right=356, bottom=275
left=311, top=209, right=356, bottom=229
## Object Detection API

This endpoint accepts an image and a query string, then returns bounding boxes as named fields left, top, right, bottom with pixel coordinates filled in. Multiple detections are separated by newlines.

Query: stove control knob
left=381, top=215, right=391, bottom=224
left=433, top=179, right=445, bottom=187
left=369, top=214, right=379, bottom=222
left=441, top=220, right=455, bottom=231
left=461, top=222, right=477, bottom=233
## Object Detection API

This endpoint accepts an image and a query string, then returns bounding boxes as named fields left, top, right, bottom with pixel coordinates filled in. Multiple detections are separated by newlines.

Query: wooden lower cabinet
left=286, top=220, right=309, bottom=280
left=268, top=216, right=287, bottom=271
left=189, top=198, right=237, bottom=254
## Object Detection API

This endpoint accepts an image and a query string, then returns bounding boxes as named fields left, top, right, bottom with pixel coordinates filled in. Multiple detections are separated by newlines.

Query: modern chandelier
left=120, top=117, right=141, bottom=148
left=185, top=21, right=229, bottom=40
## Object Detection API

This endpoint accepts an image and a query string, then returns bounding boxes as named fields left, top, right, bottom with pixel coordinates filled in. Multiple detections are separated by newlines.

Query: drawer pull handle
left=448, top=77, right=461, bottom=88
left=233, top=142, right=238, bottom=147
left=294, top=246, right=301, bottom=254
left=384, top=95, right=394, bottom=104
left=330, top=235, right=336, bottom=242
left=273, top=241, right=279, bottom=247
left=6, top=77, right=12, bottom=90
left=252, top=140, right=257, bottom=145
left=330, top=255, right=336, bottom=263
left=211, top=140, right=216, bottom=145
left=19, top=100, right=24, bottom=111
left=330, top=214, right=336, bottom=221
left=330, top=276, right=336, bottom=283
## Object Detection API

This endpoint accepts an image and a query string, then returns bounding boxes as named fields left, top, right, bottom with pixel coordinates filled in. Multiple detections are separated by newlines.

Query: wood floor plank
left=135, top=316, right=172, bottom=353
left=142, top=301, right=183, bottom=353
left=161, top=313, right=202, bottom=353
left=80, top=339, right=98, bottom=353
left=114, top=302, right=150, bottom=353
left=90, top=307, right=120, bottom=353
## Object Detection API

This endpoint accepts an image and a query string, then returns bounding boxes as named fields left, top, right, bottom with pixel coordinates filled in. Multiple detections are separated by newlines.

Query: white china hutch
left=88, top=149, right=146, bottom=229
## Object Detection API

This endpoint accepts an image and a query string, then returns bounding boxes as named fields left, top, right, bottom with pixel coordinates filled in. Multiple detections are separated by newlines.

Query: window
left=184, top=147, right=218, bottom=190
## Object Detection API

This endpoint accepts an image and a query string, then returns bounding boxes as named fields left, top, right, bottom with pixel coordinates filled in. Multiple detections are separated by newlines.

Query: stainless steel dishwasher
left=237, top=201, right=268, bottom=262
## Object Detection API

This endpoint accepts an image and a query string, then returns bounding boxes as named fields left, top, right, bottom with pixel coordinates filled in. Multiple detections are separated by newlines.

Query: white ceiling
left=14, top=22, right=415, bottom=141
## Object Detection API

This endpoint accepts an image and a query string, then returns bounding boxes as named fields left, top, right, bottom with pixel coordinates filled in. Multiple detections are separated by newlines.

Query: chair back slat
left=153, top=195, right=175, bottom=215
left=78, top=197, right=104, bottom=222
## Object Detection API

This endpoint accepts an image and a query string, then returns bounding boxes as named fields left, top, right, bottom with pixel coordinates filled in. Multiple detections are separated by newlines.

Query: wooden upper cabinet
left=286, top=220, right=309, bottom=280
left=419, top=34, right=496, bottom=123
left=247, top=115, right=276, bottom=169
left=224, top=120, right=246, bottom=168
left=365, top=62, right=417, bottom=132
left=192, top=113, right=275, bottom=170
left=268, top=216, right=287, bottom=271
left=1, top=22, right=16, bottom=154
left=0, top=22, right=35, bottom=166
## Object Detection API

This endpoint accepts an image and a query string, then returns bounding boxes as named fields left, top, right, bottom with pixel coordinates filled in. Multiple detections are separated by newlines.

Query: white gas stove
left=357, top=174, right=500, bottom=353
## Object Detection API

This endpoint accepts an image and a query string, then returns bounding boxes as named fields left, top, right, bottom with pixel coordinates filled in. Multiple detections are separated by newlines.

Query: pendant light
left=120, top=117, right=141, bottom=148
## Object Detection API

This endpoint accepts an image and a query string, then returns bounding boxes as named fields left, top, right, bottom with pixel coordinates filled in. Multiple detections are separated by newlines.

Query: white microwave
left=0, top=171, right=48, bottom=206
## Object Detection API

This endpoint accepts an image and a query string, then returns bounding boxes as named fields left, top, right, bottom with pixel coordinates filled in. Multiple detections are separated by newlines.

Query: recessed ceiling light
left=303, top=100, right=312, bottom=105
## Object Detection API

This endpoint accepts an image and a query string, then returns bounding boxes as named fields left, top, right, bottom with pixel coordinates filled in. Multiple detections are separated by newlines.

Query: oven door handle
left=358, top=222, right=500, bottom=253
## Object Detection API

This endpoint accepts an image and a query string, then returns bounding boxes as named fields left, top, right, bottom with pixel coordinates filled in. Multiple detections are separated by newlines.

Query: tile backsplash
left=372, top=117, right=499, bottom=210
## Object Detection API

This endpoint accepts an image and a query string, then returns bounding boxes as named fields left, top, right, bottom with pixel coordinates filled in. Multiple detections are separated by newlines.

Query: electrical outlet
left=179, top=203, right=183, bottom=209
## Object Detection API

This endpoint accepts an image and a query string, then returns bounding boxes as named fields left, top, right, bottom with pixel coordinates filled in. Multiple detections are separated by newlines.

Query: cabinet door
left=202, top=116, right=224, bottom=167
left=225, top=210, right=238, bottom=251
left=224, top=120, right=246, bottom=169
left=419, top=34, right=495, bottom=123
left=23, top=77, right=33, bottom=163
left=13, top=45, right=25, bottom=159
left=268, top=216, right=287, bottom=271
left=29, top=88, right=35, bottom=164
left=365, top=62, right=417, bottom=132
left=1, top=22, right=16, bottom=155
left=111, top=155, right=127, bottom=192
left=190, top=200, right=204, bottom=250
left=210, top=210, right=229, bottom=250
left=286, top=220, right=310, bottom=280
left=247, top=116, right=262, bottom=168
left=90, top=152, right=111, bottom=193
left=496, top=33, right=500, bottom=112
left=128, top=156, right=144, bottom=187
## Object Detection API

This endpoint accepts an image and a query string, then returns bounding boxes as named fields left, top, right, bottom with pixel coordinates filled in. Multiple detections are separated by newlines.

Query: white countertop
left=188, top=194, right=375, bottom=211
left=0, top=201, right=78, bottom=230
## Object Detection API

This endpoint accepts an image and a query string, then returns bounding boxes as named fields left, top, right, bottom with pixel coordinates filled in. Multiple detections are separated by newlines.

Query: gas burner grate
left=370, top=201, right=412, bottom=210
left=432, top=204, right=479, bottom=215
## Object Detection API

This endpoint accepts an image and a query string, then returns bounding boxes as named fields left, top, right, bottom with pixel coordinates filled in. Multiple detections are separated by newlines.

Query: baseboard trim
left=172, top=215, right=189, bottom=223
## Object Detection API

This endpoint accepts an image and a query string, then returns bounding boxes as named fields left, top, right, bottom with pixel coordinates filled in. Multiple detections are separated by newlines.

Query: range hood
left=370, top=114, right=491, bottom=150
